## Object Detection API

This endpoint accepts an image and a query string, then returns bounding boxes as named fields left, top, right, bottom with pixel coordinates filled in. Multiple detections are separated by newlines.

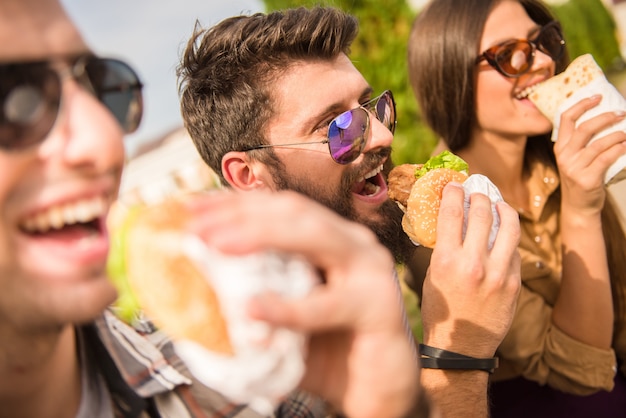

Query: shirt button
left=535, top=261, right=544, bottom=269
left=534, top=235, right=541, bottom=243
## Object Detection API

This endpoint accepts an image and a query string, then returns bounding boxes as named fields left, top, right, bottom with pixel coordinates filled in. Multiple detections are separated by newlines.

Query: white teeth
left=21, top=196, right=106, bottom=233
left=63, top=205, right=77, bottom=224
left=361, top=165, right=383, bottom=181
left=49, top=206, right=64, bottom=229
left=516, top=84, right=538, bottom=100
left=75, top=202, right=91, bottom=223
left=35, top=213, right=49, bottom=231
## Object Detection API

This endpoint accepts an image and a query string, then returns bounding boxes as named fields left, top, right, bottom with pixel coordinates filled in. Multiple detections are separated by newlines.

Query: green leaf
left=415, top=150, right=469, bottom=178
left=106, top=205, right=143, bottom=323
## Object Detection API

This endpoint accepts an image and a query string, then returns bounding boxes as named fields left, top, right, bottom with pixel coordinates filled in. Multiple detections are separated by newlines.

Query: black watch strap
left=419, top=344, right=499, bottom=373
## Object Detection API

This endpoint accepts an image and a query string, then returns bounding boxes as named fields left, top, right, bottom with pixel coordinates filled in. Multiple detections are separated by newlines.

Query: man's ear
left=221, top=151, right=270, bottom=191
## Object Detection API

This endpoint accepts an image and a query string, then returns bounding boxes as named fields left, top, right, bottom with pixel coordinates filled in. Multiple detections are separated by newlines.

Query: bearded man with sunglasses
left=0, top=1, right=458, bottom=417
left=178, top=6, right=523, bottom=418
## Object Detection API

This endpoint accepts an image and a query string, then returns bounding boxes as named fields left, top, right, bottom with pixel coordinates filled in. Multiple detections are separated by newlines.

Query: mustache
left=345, top=147, right=392, bottom=183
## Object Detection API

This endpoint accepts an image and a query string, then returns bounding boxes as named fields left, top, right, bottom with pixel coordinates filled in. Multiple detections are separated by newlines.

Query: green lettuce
left=415, top=150, right=469, bottom=179
left=106, top=205, right=143, bottom=324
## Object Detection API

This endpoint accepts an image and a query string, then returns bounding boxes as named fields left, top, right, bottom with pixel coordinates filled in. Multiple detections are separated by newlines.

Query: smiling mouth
left=352, top=165, right=384, bottom=196
left=19, top=196, right=106, bottom=236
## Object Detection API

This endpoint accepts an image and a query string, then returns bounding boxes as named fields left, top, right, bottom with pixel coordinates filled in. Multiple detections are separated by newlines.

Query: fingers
left=433, top=181, right=521, bottom=293
left=560, top=110, right=626, bottom=152
left=247, top=289, right=347, bottom=332
left=184, top=189, right=401, bottom=334
left=186, top=190, right=376, bottom=264
left=553, top=95, right=626, bottom=191
left=435, top=182, right=509, bottom=254
left=490, top=200, right=521, bottom=257
left=423, top=183, right=522, bottom=357
left=433, top=182, right=465, bottom=249
left=556, top=95, right=626, bottom=154
left=556, top=95, right=603, bottom=148
left=463, top=192, right=494, bottom=252
left=489, top=201, right=522, bottom=294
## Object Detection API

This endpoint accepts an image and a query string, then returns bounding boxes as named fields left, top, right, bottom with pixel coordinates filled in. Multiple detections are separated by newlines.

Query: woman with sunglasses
left=407, top=0, right=626, bottom=416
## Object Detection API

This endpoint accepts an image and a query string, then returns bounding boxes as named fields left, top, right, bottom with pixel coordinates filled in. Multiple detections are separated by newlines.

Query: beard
left=268, top=154, right=415, bottom=264
left=359, top=199, right=415, bottom=265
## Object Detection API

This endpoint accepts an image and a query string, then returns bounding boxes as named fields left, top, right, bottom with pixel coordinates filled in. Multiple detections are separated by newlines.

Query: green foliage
left=550, top=0, right=623, bottom=71
left=107, top=206, right=143, bottom=324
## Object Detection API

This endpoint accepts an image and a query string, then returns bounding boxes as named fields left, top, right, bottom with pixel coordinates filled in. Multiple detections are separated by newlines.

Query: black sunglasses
left=476, top=21, right=565, bottom=78
left=243, top=90, right=396, bottom=164
left=0, top=54, right=143, bottom=151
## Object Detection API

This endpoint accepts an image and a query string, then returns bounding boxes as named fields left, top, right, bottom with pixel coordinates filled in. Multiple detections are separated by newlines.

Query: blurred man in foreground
left=0, top=1, right=435, bottom=416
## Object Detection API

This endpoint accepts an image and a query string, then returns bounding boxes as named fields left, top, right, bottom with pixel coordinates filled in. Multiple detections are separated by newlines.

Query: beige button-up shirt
left=494, top=161, right=623, bottom=395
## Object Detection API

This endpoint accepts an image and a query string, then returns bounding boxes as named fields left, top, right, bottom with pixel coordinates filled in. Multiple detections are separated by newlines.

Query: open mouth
left=351, top=165, right=385, bottom=196
left=19, top=196, right=106, bottom=239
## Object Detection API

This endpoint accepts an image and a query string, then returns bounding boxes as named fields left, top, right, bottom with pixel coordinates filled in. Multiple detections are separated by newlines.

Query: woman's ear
left=221, top=151, right=269, bottom=191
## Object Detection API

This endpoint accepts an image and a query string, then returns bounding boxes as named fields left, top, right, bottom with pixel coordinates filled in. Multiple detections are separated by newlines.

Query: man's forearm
left=420, top=368, right=489, bottom=418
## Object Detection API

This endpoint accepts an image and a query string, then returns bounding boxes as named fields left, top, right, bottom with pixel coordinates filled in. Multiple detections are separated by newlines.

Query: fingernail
left=446, top=181, right=464, bottom=189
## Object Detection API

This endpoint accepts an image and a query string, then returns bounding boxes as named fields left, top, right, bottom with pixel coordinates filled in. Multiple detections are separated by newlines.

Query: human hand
left=420, top=182, right=521, bottom=358
left=555, top=95, right=626, bottom=214
left=188, top=190, right=421, bottom=418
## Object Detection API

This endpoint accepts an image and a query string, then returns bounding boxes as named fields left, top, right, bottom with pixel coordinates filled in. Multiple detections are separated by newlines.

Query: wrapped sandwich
left=107, top=196, right=319, bottom=414
left=529, top=53, right=626, bottom=184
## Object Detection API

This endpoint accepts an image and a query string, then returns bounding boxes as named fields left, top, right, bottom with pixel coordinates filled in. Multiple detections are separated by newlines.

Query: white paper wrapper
left=406, top=173, right=503, bottom=248
left=462, top=174, right=504, bottom=249
left=550, top=77, right=626, bottom=185
left=175, top=235, right=319, bottom=415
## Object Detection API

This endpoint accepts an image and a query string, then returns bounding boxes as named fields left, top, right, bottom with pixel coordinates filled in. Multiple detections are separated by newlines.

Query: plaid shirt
left=80, top=309, right=331, bottom=418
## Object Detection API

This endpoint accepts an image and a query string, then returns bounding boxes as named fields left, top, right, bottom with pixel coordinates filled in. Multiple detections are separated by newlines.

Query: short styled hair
left=177, top=6, right=358, bottom=186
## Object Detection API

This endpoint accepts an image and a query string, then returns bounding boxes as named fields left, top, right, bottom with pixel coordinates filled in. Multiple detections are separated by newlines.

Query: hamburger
left=388, top=151, right=503, bottom=249
left=388, top=151, right=469, bottom=248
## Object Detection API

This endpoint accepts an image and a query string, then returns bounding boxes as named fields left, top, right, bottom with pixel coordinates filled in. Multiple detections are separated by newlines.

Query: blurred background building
left=117, top=128, right=220, bottom=206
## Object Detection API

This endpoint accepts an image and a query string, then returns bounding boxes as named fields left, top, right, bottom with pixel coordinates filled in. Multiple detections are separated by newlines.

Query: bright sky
left=60, top=0, right=264, bottom=156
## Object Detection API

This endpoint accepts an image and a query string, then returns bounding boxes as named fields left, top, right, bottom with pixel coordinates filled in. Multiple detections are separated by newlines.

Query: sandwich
left=388, top=151, right=503, bottom=249
left=106, top=195, right=319, bottom=414
left=388, top=151, right=469, bottom=247
left=528, top=53, right=626, bottom=184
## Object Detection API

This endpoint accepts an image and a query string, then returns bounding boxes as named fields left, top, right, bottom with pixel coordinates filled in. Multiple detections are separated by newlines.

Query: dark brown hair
left=177, top=6, right=358, bottom=186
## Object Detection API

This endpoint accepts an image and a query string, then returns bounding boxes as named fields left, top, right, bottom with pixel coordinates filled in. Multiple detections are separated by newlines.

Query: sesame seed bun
left=400, top=168, right=468, bottom=248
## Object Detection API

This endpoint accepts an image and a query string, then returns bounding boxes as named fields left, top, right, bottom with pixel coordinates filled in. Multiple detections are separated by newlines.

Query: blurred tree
left=551, top=0, right=623, bottom=71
